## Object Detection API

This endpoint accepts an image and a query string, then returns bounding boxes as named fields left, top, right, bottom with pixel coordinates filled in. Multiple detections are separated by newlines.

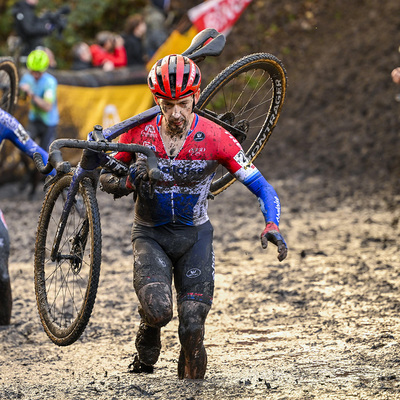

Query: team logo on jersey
left=159, top=160, right=206, bottom=176
left=234, top=150, right=250, bottom=169
left=188, top=147, right=206, bottom=157
left=143, top=124, right=156, bottom=138
left=186, top=268, right=201, bottom=278
left=193, top=131, right=205, bottom=141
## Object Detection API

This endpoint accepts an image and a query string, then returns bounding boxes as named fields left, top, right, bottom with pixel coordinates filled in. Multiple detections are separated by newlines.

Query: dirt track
left=0, top=176, right=399, bottom=399
left=1, top=0, right=400, bottom=398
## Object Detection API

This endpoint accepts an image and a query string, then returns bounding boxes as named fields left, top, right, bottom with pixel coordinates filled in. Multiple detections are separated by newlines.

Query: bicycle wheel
left=34, top=174, right=101, bottom=346
left=197, top=53, right=287, bottom=196
left=0, top=57, right=18, bottom=115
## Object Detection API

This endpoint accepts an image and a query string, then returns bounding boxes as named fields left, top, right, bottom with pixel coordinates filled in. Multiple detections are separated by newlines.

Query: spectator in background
left=71, top=42, right=93, bottom=71
left=90, top=31, right=127, bottom=71
left=19, top=49, right=59, bottom=196
left=11, top=0, right=70, bottom=57
left=122, top=14, right=148, bottom=67
left=12, top=0, right=55, bottom=56
left=19, top=49, right=59, bottom=152
left=144, top=1, right=170, bottom=58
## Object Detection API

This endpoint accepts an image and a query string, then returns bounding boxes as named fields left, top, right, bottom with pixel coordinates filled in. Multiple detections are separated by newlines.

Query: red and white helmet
left=148, top=54, right=201, bottom=100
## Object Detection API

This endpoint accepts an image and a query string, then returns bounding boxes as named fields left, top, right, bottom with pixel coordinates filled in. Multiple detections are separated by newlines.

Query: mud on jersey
left=115, top=114, right=281, bottom=227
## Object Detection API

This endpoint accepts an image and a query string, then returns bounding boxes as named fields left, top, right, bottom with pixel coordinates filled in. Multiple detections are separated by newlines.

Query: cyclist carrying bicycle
left=100, top=54, right=288, bottom=379
left=0, top=107, right=54, bottom=325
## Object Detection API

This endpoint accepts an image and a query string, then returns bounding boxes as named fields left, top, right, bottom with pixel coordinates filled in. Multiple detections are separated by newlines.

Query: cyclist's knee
left=137, top=282, right=173, bottom=328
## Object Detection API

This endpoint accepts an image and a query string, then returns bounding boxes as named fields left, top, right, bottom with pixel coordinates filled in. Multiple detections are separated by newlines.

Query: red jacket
left=90, top=44, right=127, bottom=68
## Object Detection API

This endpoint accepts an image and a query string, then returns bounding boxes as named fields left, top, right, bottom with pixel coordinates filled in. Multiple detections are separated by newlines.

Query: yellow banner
left=57, top=84, right=154, bottom=140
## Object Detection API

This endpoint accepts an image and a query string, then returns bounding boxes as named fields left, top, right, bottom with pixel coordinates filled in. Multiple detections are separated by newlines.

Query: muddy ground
left=1, top=0, right=400, bottom=399
left=0, top=175, right=398, bottom=400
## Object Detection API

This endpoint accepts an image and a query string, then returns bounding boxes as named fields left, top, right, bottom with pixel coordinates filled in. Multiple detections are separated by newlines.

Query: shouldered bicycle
left=31, top=28, right=288, bottom=346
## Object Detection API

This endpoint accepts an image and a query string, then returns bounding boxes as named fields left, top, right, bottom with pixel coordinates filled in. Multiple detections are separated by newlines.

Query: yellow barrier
left=57, top=83, right=154, bottom=140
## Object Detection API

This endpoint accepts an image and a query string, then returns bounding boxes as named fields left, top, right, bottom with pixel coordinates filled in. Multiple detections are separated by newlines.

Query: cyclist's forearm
left=241, top=170, right=281, bottom=226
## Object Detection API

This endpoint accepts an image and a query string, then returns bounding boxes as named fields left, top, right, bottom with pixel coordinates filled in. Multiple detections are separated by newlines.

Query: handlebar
left=33, top=138, right=161, bottom=182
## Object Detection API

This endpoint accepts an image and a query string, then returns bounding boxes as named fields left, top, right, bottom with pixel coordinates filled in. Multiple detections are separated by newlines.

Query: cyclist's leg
left=130, top=227, right=174, bottom=371
left=132, top=236, right=174, bottom=328
left=174, top=221, right=215, bottom=379
left=177, top=301, right=211, bottom=379
left=0, top=210, right=11, bottom=325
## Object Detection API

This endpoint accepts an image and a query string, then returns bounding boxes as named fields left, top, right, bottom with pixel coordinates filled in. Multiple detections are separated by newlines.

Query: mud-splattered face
left=158, top=97, right=194, bottom=137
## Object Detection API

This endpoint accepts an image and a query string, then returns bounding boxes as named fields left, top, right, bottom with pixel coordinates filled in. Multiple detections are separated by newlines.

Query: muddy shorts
left=131, top=221, right=215, bottom=306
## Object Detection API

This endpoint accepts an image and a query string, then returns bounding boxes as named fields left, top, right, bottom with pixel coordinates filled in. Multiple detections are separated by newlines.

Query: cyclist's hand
left=126, top=159, right=148, bottom=190
left=261, top=222, right=288, bottom=262
left=99, top=172, right=132, bottom=199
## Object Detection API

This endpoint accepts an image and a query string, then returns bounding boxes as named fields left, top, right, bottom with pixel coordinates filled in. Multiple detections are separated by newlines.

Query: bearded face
left=158, top=97, right=194, bottom=137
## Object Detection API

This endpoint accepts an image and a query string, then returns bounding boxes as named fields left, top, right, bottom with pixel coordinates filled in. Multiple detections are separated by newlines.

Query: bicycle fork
left=50, top=164, right=96, bottom=263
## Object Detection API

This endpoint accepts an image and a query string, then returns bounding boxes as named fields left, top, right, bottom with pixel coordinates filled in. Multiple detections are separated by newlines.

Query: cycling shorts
left=131, top=221, right=215, bottom=306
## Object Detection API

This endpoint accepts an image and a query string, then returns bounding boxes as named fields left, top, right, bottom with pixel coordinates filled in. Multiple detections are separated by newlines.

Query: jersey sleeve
left=114, top=129, right=136, bottom=165
left=216, top=129, right=281, bottom=226
left=0, top=108, right=55, bottom=176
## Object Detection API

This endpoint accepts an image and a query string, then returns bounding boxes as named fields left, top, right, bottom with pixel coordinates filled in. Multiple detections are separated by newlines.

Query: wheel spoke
left=197, top=54, right=287, bottom=196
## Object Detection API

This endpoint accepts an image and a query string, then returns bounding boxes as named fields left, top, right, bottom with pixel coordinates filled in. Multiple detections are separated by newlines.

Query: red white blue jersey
left=115, top=114, right=281, bottom=227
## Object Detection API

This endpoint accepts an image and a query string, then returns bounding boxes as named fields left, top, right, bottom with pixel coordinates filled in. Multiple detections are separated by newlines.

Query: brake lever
left=147, top=167, right=161, bottom=199
left=148, top=181, right=155, bottom=199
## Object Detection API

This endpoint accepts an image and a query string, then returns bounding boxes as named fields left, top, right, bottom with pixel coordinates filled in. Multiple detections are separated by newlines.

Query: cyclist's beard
left=166, top=115, right=190, bottom=137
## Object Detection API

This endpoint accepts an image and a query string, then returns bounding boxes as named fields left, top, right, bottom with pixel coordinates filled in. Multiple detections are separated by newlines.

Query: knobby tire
left=197, top=53, right=287, bottom=196
left=34, top=174, right=101, bottom=346
left=0, top=57, right=18, bottom=115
